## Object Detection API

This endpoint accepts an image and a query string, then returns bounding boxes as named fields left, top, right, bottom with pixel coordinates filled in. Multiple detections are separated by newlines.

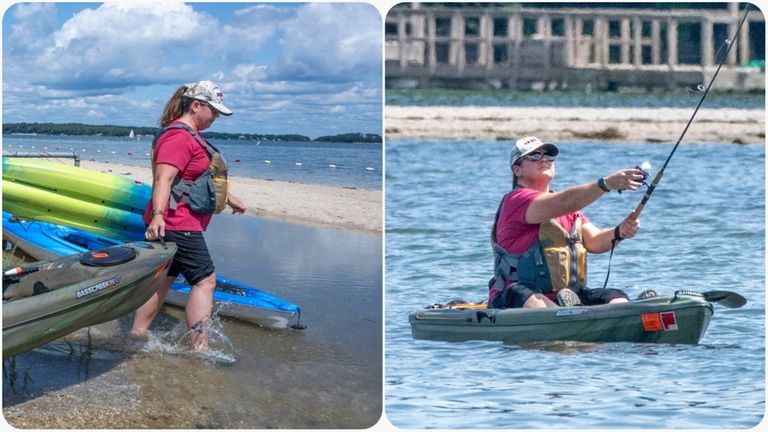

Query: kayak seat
left=80, top=246, right=136, bottom=267
left=3, top=267, right=94, bottom=300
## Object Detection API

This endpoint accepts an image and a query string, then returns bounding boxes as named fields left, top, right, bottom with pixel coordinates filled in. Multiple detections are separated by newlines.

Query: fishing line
left=630, top=4, right=751, bottom=220
left=602, top=4, right=751, bottom=290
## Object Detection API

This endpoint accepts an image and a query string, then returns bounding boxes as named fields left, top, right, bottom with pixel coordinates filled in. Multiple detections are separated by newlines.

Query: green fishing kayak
left=410, top=291, right=745, bottom=345
left=3, top=241, right=177, bottom=357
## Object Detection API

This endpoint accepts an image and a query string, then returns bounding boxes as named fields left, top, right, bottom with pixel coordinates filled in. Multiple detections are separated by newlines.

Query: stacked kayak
left=2, top=157, right=150, bottom=240
left=3, top=242, right=177, bottom=357
left=3, top=212, right=302, bottom=329
left=410, top=291, right=746, bottom=345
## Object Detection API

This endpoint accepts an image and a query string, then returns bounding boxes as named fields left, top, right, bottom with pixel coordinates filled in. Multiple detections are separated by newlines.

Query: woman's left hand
left=618, top=214, right=640, bottom=240
left=227, top=194, right=247, bottom=214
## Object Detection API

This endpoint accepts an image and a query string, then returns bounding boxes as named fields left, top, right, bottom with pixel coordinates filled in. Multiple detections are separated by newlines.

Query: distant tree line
left=3, top=123, right=381, bottom=143
left=315, top=133, right=382, bottom=143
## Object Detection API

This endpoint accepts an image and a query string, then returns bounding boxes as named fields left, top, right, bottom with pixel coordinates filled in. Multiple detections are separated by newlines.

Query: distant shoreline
left=2, top=123, right=382, bottom=143
left=386, top=105, right=765, bottom=145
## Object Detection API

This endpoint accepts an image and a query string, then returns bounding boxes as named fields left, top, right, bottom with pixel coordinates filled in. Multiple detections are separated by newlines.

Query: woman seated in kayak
left=489, top=136, right=645, bottom=309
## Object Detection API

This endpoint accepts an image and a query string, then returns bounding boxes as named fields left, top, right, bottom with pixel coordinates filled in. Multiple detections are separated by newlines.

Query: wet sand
left=386, top=105, right=765, bottom=144
left=79, top=160, right=382, bottom=235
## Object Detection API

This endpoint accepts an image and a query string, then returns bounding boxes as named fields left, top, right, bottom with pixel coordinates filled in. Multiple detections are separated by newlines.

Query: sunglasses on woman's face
left=523, top=152, right=556, bottom=163
left=197, top=101, right=219, bottom=116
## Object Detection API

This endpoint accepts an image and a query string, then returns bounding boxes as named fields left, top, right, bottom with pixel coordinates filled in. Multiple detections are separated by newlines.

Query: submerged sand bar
left=386, top=106, right=765, bottom=145
left=79, top=160, right=381, bottom=235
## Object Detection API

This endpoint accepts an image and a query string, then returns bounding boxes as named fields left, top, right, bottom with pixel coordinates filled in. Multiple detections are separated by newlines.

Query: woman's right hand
left=604, top=168, right=645, bottom=192
left=145, top=214, right=166, bottom=240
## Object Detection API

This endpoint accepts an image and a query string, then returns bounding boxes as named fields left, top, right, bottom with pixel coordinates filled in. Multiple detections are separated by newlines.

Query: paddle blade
left=703, top=290, right=747, bottom=309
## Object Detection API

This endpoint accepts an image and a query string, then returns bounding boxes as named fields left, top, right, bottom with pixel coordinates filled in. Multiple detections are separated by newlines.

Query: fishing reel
left=637, top=161, right=652, bottom=188
left=618, top=161, right=652, bottom=193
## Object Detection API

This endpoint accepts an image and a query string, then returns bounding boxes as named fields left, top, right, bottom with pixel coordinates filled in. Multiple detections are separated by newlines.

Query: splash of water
left=140, top=306, right=238, bottom=365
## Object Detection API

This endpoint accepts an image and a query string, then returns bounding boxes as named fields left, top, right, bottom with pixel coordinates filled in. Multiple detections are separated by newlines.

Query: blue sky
left=2, top=2, right=382, bottom=138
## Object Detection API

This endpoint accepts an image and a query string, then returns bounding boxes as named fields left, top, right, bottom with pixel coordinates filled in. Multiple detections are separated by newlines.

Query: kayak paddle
left=703, top=290, right=747, bottom=309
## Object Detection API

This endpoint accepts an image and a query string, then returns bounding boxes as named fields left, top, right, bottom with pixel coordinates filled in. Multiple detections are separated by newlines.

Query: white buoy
left=295, top=162, right=302, bottom=166
left=264, top=160, right=271, bottom=164
left=365, top=167, right=374, bottom=171
left=328, top=164, right=337, bottom=168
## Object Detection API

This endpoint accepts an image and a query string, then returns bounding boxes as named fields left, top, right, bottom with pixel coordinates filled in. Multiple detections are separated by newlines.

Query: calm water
left=3, top=215, right=382, bottom=428
left=2, top=135, right=382, bottom=190
left=385, top=138, right=765, bottom=428
left=387, top=88, right=766, bottom=109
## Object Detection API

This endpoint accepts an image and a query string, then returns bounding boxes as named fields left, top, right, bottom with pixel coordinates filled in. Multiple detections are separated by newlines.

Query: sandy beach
left=386, top=106, right=765, bottom=145
left=79, top=160, right=381, bottom=235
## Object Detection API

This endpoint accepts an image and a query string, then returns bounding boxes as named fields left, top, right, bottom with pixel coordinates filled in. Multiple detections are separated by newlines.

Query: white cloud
left=277, top=3, right=381, bottom=80
left=33, top=2, right=208, bottom=89
left=2, top=3, right=382, bottom=136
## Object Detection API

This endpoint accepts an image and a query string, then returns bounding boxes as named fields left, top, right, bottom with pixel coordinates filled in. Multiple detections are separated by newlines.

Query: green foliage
left=3, top=122, right=383, bottom=143
left=314, top=132, right=383, bottom=143
left=2, top=122, right=314, bottom=141
left=3, top=122, right=157, bottom=137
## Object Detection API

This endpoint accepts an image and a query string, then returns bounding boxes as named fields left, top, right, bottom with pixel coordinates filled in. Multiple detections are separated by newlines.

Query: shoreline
left=78, top=160, right=382, bottom=235
left=385, top=105, right=765, bottom=145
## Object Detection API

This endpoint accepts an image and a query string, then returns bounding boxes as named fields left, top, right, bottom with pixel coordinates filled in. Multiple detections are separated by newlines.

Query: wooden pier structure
left=385, top=5, right=765, bottom=91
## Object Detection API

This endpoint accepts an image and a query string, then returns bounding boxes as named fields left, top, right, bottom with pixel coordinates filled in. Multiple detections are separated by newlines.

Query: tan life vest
left=151, top=124, right=229, bottom=214
left=537, top=218, right=588, bottom=292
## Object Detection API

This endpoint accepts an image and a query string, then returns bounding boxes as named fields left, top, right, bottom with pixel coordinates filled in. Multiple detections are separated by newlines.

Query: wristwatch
left=597, top=178, right=610, bottom=192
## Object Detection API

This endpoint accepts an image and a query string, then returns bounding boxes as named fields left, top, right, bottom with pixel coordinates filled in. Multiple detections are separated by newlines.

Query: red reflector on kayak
left=91, top=252, right=109, bottom=259
left=642, top=313, right=664, bottom=331
left=660, top=311, right=678, bottom=330
left=642, top=312, right=679, bottom=331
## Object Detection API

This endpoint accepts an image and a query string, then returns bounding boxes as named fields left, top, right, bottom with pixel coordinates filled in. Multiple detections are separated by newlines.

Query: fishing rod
left=630, top=4, right=751, bottom=220
left=601, top=5, right=752, bottom=291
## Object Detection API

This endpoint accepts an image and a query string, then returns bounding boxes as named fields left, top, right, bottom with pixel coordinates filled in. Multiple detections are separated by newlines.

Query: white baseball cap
left=184, top=80, right=233, bottom=116
left=509, top=136, right=559, bottom=167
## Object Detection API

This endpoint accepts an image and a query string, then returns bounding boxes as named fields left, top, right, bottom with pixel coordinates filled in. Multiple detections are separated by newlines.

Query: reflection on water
left=3, top=215, right=382, bottom=428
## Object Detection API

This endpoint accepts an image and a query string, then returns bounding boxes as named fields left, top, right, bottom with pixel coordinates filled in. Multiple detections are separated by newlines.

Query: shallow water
left=3, top=215, right=382, bottom=428
left=386, top=88, right=765, bottom=109
left=385, top=138, right=765, bottom=428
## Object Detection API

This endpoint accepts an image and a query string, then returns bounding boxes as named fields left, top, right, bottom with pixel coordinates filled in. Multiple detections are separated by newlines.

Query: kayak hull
left=2, top=157, right=151, bottom=213
left=2, top=212, right=301, bottom=328
left=409, top=295, right=714, bottom=345
left=3, top=180, right=145, bottom=241
left=3, top=242, right=176, bottom=357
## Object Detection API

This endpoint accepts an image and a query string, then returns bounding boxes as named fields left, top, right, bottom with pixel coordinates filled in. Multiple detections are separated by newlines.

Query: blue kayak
left=2, top=211, right=302, bottom=329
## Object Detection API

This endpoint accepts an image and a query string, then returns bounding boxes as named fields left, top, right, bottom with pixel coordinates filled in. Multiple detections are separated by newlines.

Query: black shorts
left=163, top=231, right=215, bottom=286
left=491, top=283, right=628, bottom=309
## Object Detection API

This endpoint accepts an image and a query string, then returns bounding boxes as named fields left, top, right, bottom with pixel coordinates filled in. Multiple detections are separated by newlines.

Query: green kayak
left=409, top=291, right=746, bottom=345
left=3, top=241, right=177, bottom=357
